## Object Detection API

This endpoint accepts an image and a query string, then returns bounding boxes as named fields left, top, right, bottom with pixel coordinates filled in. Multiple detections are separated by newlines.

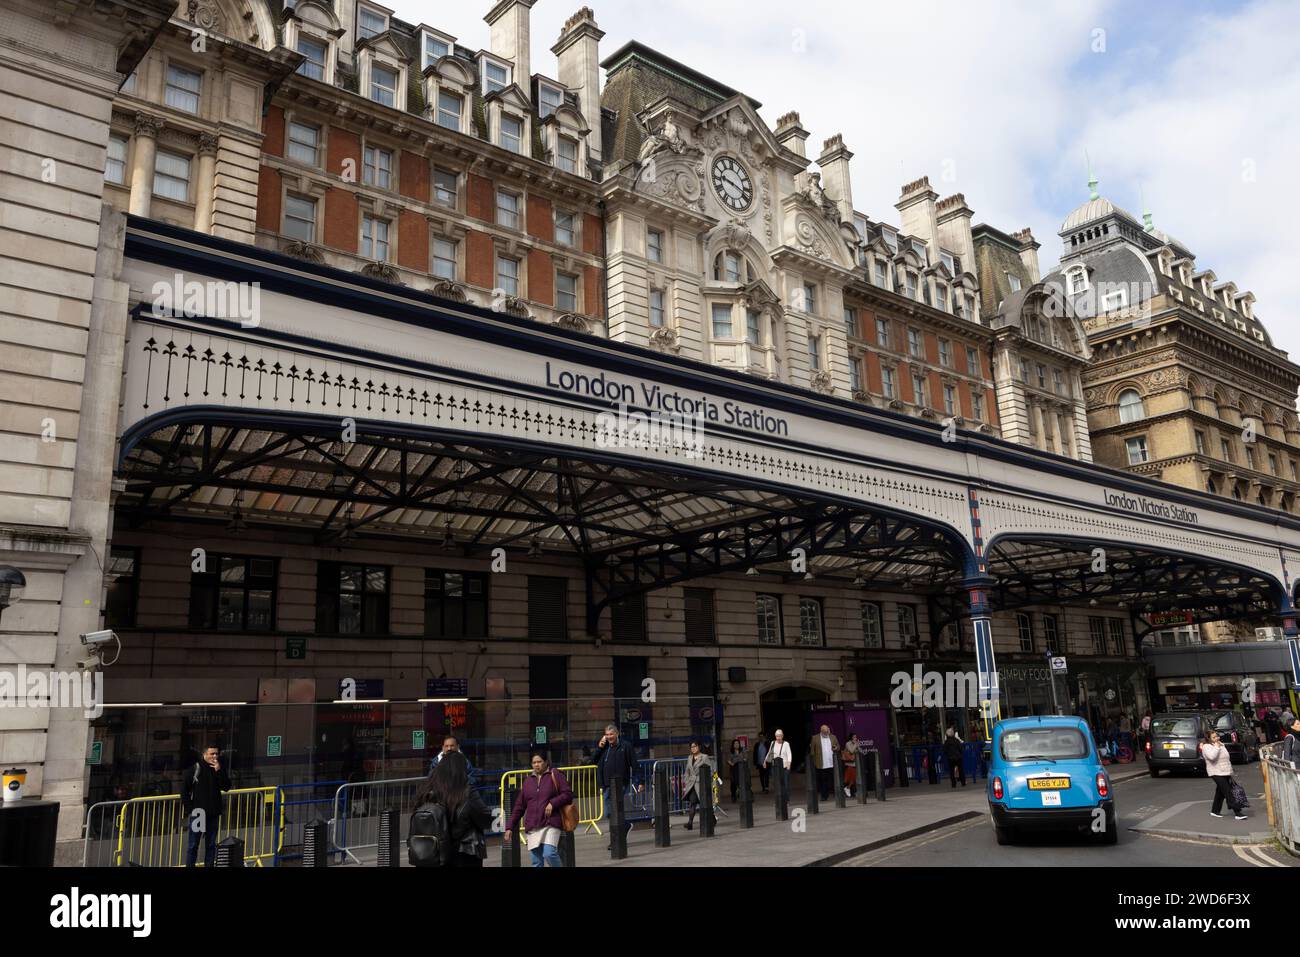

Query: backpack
left=407, top=801, right=451, bottom=867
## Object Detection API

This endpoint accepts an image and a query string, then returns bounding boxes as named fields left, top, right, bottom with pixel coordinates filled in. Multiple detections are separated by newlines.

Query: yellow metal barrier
left=499, top=765, right=604, bottom=836
left=114, top=787, right=283, bottom=867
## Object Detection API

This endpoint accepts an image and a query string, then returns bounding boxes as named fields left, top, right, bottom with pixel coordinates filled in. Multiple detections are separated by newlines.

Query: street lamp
left=0, top=566, right=26, bottom=623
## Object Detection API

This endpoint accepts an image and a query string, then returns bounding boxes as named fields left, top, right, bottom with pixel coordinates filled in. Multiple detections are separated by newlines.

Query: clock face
left=711, top=155, right=753, bottom=211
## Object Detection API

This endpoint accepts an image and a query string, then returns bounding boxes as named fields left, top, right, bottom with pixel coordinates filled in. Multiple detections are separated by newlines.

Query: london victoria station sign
left=1102, top=489, right=1200, bottom=525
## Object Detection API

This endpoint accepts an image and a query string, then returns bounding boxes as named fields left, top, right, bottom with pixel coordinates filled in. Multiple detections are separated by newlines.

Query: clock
left=711, top=155, right=753, bottom=211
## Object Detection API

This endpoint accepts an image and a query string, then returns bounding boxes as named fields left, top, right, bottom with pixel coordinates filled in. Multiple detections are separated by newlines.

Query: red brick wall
left=924, top=332, right=939, bottom=365
left=583, top=264, right=601, bottom=317
left=263, top=105, right=285, bottom=158
left=527, top=195, right=553, bottom=242
left=326, top=126, right=360, bottom=181
left=959, top=381, right=974, bottom=419
left=323, top=188, right=358, bottom=252
left=864, top=351, right=882, bottom=393
left=256, top=166, right=281, bottom=232
left=397, top=209, right=427, bottom=271
left=399, top=150, right=428, bottom=204
left=985, top=386, right=1000, bottom=427
left=465, top=229, right=494, bottom=288
left=467, top=173, right=494, bottom=222
left=582, top=212, right=604, bottom=255
left=528, top=248, right=554, bottom=306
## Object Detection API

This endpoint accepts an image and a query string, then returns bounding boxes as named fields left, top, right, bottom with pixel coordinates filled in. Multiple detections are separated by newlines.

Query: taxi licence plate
left=1027, top=777, right=1070, bottom=790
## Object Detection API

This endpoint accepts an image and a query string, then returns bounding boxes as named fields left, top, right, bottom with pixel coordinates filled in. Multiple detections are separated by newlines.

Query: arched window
left=1206, top=478, right=1217, bottom=495
left=1066, top=265, right=1088, bottom=296
left=1117, top=389, right=1145, bottom=424
left=713, top=250, right=752, bottom=283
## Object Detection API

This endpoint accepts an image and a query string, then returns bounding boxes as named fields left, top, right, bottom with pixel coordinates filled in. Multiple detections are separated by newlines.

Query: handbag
left=551, top=770, right=579, bottom=832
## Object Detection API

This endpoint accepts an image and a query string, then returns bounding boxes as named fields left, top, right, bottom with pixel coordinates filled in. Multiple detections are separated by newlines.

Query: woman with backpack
left=408, top=750, right=493, bottom=868
left=503, top=751, right=573, bottom=867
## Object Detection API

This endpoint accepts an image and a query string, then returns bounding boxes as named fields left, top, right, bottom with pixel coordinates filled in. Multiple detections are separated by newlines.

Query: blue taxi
left=986, top=716, right=1116, bottom=845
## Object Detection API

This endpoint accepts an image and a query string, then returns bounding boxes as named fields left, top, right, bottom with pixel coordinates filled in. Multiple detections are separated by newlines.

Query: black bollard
left=653, top=764, right=671, bottom=847
left=927, top=746, right=939, bottom=785
left=501, top=784, right=520, bottom=868
left=895, top=744, right=909, bottom=788
left=610, top=774, right=627, bottom=860
left=833, top=753, right=846, bottom=809
left=805, top=755, right=820, bottom=815
left=856, top=750, right=868, bottom=806
left=738, top=757, right=754, bottom=829
left=699, top=762, right=715, bottom=838
left=377, top=807, right=400, bottom=867
left=873, top=749, right=887, bottom=802
left=559, top=830, right=576, bottom=868
left=773, top=757, right=788, bottom=821
left=214, top=835, right=244, bottom=868
left=303, top=818, right=329, bottom=867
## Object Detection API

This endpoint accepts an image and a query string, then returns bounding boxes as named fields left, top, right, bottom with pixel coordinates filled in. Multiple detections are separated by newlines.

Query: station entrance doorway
left=759, top=686, right=829, bottom=772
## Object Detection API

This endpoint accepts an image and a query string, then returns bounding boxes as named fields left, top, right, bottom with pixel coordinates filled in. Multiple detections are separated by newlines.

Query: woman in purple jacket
left=504, top=752, right=574, bottom=867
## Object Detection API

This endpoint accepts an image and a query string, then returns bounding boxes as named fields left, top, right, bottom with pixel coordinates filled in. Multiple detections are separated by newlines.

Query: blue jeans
left=530, top=843, right=561, bottom=867
left=186, top=825, right=218, bottom=866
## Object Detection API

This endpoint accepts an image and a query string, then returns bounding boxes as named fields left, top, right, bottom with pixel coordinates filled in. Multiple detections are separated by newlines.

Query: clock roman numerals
left=711, top=155, right=753, bottom=211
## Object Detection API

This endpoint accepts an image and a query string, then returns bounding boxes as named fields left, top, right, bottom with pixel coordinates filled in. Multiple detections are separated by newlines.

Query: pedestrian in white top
left=764, top=729, right=793, bottom=794
left=1203, top=730, right=1246, bottom=820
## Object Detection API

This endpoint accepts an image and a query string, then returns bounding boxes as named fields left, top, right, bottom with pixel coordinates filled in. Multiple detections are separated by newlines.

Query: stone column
left=128, top=113, right=161, bottom=217
left=1032, top=401, right=1048, bottom=451
left=193, top=132, right=218, bottom=233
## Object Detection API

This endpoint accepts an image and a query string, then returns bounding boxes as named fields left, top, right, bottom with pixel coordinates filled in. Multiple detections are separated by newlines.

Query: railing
left=1261, top=741, right=1300, bottom=855
left=498, top=765, right=603, bottom=834
left=330, top=775, right=424, bottom=866
left=82, top=800, right=129, bottom=868
left=278, top=780, right=346, bottom=862
left=113, top=787, right=282, bottom=867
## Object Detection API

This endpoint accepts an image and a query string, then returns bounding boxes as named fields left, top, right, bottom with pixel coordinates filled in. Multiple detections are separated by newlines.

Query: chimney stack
left=486, top=0, right=538, bottom=99
left=774, top=111, right=809, bottom=158
left=552, top=7, right=605, bottom=161
left=1011, top=228, right=1041, bottom=283
left=816, top=134, right=854, bottom=223
left=896, top=176, right=939, bottom=251
left=936, top=193, right=974, bottom=273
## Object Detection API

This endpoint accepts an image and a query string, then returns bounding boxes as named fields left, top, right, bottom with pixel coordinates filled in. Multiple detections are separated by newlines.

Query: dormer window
left=482, top=57, right=510, bottom=94
left=296, top=36, right=327, bottom=81
left=880, top=228, right=898, bottom=252
left=873, top=259, right=888, bottom=288
left=556, top=136, right=578, bottom=174
left=911, top=240, right=927, bottom=264
left=357, top=5, right=387, bottom=41
left=500, top=114, right=523, bottom=154
left=1007, top=273, right=1022, bottom=292
left=538, top=82, right=564, bottom=119
left=905, top=272, right=918, bottom=300
left=936, top=285, right=949, bottom=312
left=940, top=252, right=955, bottom=274
left=1101, top=287, right=1128, bottom=311
left=422, top=32, right=451, bottom=70
left=1066, top=266, right=1088, bottom=295
left=437, top=90, right=462, bottom=131
left=370, top=63, right=398, bottom=107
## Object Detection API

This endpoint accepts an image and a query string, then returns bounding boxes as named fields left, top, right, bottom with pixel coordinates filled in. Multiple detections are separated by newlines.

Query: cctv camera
left=76, top=656, right=99, bottom=671
left=80, top=629, right=118, bottom=646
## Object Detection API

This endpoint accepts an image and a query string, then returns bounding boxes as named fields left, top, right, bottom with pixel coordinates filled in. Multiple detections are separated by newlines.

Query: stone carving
left=1137, top=367, right=1189, bottom=393
left=800, top=171, right=840, bottom=222
left=794, top=217, right=831, bottom=261
left=554, top=313, right=591, bottom=334
left=501, top=296, right=531, bottom=318
left=134, top=112, right=162, bottom=138
left=283, top=240, right=324, bottom=264
left=710, top=217, right=752, bottom=252
left=359, top=262, right=402, bottom=284
left=810, top=370, right=834, bottom=395
left=197, top=132, right=218, bottom=155
left=636, top=109, right=690, bottom=165
left=648, top=326, right=681, bottom=354
left=428, top=280, right=467, bottom=302
left=187, top=0, right=223, bottom=34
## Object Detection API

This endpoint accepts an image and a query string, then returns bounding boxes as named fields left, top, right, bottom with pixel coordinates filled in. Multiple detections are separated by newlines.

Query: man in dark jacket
left=1284, top=717, right=1300, bottom=767
left=181, top=745, right=231, bottom=866
left=596, top=724, right=637, bottom=849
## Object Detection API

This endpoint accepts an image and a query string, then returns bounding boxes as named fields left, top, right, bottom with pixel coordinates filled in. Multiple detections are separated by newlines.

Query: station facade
left=2, top=0, right=1299, bottom=855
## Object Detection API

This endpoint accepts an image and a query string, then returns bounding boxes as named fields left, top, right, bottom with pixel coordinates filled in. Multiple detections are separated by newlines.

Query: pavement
left=1127, top=759, right=1275, bottom=844
left=487, top=772, right=990, bottom=868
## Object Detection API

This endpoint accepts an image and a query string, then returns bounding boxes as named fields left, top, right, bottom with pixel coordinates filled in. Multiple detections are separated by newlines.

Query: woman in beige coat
left=1203, top=729, right=1246, bottom=820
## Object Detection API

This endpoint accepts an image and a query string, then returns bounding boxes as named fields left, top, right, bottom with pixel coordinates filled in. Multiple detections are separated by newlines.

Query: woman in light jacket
left=763, top=729, right=794, bottom=794
left=1203, top=729, right=1246, bottom=820
left=681, top=741, right=709, bottom=830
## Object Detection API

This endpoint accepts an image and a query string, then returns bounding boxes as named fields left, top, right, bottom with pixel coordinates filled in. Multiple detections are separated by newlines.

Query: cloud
left=388, top=0, right=1299, bottom=363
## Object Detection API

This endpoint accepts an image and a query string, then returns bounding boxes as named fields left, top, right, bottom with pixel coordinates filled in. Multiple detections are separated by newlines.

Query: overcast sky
left=390, top=0, right=1300, bottom=360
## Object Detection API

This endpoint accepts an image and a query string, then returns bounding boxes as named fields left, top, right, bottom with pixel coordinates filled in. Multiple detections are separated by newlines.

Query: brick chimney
left=774, top=111, right=809, bottom=158
left=816, top=134, right=854, bottom=223
left=1011, top=228, right=1041, bottom=283
left=896, top=175, right=939, bottom=250
left=552, top=7, right=605, bottom=161
left=486, top=0, right=538, bottom=99
left=936, top=193, right=974, bottom=273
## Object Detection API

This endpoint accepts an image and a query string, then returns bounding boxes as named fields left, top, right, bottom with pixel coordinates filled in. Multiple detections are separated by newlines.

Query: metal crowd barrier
left=113, top=786, right=282, bottom=867
left=1261, top=741, right=1300, bottom=855
left=331, top=775, right=424, bottom=866
left=82, top=800, right=129, bottom=867
left=498, top=764, right=603, bottom=835
left=278, top=780, right=346, bottom=862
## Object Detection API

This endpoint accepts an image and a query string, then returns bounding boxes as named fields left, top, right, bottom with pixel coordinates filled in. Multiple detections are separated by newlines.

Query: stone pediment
left=426, top=55, right=474, bottom=87
left=697, top=96, right=795, bottom=170
left=543, top=102, right=590, bottom=135
left=356, top=32, right=409, bottom=64
left=485, top=83, right=531, bottom=112
left=783, top=204, right=854, bottom=269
